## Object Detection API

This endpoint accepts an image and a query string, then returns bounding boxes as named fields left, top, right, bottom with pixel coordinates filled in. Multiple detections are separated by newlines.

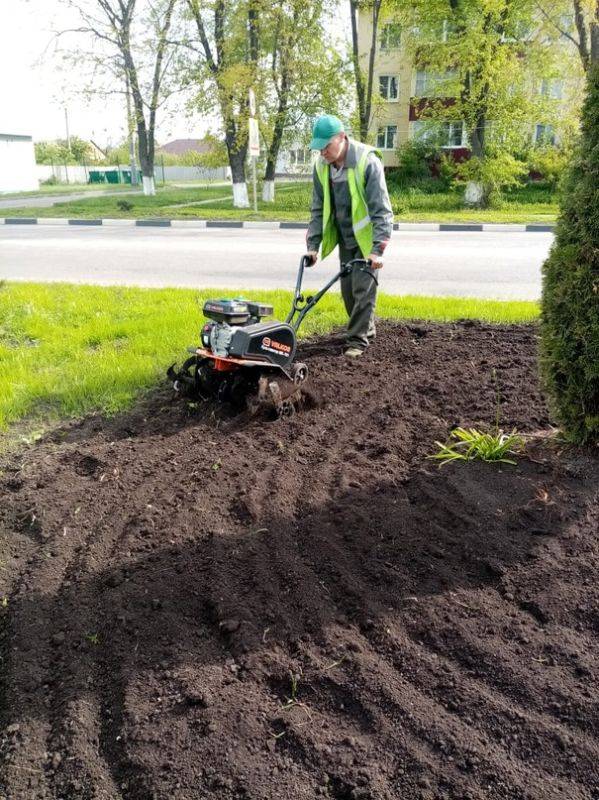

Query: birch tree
left=350, top=0, right=384, bottom=142
left=260, top=0, right=348, bottom=201
left=186, top=0, right=260, bottom=207
left=58, top=0, right=180, bottom=195
left=536, top=0, right=599, bottom=72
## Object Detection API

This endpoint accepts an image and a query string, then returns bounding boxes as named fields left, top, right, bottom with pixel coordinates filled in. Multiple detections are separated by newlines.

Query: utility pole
left=64, top=107, right=71, bottom=151
left=125, top=74, right=138, bottom=186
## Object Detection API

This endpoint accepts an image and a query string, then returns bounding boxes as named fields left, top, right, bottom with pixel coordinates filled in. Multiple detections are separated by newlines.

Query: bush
left=540, top=64, right=599, bottom=444
left=526, top=145, right=570, bottom=188
left=387, top=140, right=455, bottom=192
left=454, top=150, right=528, bottom=206
left=40, top=175, right=59, bottom=186
left=395, top=140, right=434, bottom=182
left=436, top=152, right=456, bottom=191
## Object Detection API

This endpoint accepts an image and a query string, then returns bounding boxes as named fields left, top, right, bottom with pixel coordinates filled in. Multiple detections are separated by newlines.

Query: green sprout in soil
left=430, top=369, right=524, bottom=466
left=430, top=426, right=524, bottom=466
left=281, top=671, right=300, bottom=710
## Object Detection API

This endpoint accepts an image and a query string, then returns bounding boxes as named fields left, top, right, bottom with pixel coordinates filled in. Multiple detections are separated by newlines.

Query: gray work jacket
left=306, top=138, right=393, bottom=257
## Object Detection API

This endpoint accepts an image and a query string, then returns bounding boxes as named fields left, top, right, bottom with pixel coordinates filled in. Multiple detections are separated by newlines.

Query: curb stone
left=0, top=218, right=555, bottom=232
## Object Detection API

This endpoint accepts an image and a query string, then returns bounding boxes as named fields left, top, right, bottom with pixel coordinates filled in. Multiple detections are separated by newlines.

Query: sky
left=0, top=1, right=205, bottom=146
left=0, top=1, right=352, bottom=149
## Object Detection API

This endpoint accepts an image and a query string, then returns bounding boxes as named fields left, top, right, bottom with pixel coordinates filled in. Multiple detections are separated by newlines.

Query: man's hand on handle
left=367, top=253, right=384, bottom=269
left=305, top=251, right=318, bottom=266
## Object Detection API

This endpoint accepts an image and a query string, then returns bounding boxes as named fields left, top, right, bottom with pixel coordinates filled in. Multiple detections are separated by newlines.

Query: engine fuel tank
left=228, top=321, right=296, bottom=368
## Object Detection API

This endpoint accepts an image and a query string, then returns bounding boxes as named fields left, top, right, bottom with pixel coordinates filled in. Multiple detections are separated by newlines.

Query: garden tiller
left=167, top=256, right=376, bottom=418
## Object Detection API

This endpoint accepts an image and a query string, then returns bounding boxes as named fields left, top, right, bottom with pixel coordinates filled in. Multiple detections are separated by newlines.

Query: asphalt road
left=0, top=225, right=552, bottom=300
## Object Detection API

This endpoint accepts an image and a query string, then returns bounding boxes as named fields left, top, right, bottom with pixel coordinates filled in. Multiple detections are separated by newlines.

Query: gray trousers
left=339, top=244, right=377, bottom=350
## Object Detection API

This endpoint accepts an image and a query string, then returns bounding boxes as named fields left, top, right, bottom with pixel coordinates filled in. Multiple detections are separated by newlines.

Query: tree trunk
left=363, top=0, right=382, bottom=142
left=350, top=0, right=382, bottom=142
left=591, top=0, right=599, bottom=65
left=263, top=76, right=290, bottom=201
left=227, top=138, right=249, bottom=207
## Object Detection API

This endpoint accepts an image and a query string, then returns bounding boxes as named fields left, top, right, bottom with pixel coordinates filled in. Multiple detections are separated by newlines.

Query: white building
left=0, top=133, right=38, bottom=193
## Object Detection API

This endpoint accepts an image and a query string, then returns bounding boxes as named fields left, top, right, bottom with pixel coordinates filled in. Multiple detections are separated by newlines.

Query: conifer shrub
left=540, top=64, right=599, bottom=444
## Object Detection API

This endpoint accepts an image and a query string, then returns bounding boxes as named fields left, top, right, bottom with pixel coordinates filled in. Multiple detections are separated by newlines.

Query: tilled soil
left=1, top=321, right=598, bottom=800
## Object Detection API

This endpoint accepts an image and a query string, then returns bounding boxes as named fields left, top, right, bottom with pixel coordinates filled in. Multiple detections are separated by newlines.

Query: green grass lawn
left=0, top=183, right=140, bottom=200
left=0, top=181, right=558, bottom=223
left=0, top=281, right=539, bottom=433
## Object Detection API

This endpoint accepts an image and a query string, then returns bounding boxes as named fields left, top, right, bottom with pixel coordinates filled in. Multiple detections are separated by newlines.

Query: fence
left=36, top=164, right=231, bottom=185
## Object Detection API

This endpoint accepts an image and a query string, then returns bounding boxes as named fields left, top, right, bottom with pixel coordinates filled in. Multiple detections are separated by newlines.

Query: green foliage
left=436, top=153, right=457, bottom=190
left=430, top=427, right=524, bottom=466
left=395, top=0, right=584, bottom=206
left=540, top=63, right=599, bottom=444
left=395, top=140, right=435, bottom=181
left=454, top=150, right=528, bottom=204
left=40, top=175, right=59, bottom=186
left=35, top=137, right=92, bottom=165
left=389, top=140, right=455, bottom=193
left=105, top=143, right=132, bottom=166
left=525, top=145, right=570, bottom=188
left=181, top=135, right=228, bottom=169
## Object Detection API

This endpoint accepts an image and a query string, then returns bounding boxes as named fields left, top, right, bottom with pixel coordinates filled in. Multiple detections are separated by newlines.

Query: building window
left=414, top=70, right=430, bottom=96
left=558, top=14, right=575, bottom=40
left=414, top=69, right=457, bottom=97
left=411, top=18, right=455, bottom=43
left=379, top=75, right=399, bottom=101
left=287, top=149, right=309, bottom=168
left=539, top=79, right=563, bottom=100
left=440, top=19, right=457, bottom=42
left=380, top=23, right=402, bottom=51
left=441, top=121, right=465, bottom=147
left=377, top=125, right=398, bottom=150
left=534, top=124, right=556, bottom=145
left=501, top=20, right=533, bottom=42
left=411, top=120, right=435, bottom=142
left=411, top=120, right=465, bottom=147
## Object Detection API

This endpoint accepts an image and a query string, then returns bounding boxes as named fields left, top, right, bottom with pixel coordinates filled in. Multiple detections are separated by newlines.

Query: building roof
left=157, top=138, right=212, bottom=155
left=0, top=133, right=33, bottom=142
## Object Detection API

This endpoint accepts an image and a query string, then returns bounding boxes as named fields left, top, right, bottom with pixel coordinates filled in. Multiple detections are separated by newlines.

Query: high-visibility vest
left=314, top=141, right=382, bottom=260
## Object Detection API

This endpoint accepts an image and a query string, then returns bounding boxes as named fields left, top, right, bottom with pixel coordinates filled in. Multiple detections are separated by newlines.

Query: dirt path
left=1, top=321, right=598, bottom=800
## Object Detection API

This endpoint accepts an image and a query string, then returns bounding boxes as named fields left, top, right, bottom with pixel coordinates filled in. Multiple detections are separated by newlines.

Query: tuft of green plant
left=429, top=426, right=524, bottom=466
left=116, top=199, right=134, bottom=212
left=430, top=369, right=524, bottom=465
left=540, top=63, right=599, bottom=445
left=281, top=671, right=300, bottom=710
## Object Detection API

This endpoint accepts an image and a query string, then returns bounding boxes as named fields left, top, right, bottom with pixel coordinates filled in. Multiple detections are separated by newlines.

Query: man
left=305, top=114, right=393, bottom=358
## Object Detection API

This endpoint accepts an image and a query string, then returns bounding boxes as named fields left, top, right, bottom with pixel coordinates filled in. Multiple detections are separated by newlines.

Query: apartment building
left=358, top=13, right=573, bottom=167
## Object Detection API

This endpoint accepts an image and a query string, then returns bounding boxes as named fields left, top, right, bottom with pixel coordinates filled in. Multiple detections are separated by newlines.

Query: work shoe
left=344, top=347, right=364, bottom=358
